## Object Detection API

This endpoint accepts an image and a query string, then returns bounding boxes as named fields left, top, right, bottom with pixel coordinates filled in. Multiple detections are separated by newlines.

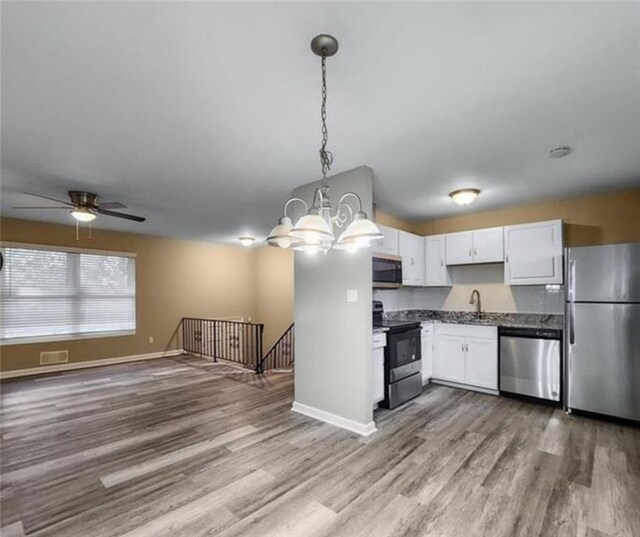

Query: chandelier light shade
left=449, top=188, right=481, bottom=206
left=265, top=34, right=383, bottom=255
left=334, top=212, right=384, bottom=249
left=289, top=212, right=334, bottom=243
left=266, top=216, right=296, bottom=248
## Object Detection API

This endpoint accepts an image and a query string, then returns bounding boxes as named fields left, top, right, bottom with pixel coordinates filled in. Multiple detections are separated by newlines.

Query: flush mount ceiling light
left=549, top=146, right=573, bottom=159
left=266, top=34, right=383, bottom=255
left=238, top=236, right=256, bottom=247
left=449, top=188, right=481, bottom=206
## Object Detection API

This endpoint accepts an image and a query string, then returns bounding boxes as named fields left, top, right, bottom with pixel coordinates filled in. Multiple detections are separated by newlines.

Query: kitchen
left=370, top=218, right=639, bottom=424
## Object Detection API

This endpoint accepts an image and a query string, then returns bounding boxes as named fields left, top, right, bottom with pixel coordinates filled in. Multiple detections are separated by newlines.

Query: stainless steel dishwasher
left=499, top=327, right=562, bottom=402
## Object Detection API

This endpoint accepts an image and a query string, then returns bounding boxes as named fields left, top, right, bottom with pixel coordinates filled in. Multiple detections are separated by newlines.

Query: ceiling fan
left=13, top=191, right=146, bottom=223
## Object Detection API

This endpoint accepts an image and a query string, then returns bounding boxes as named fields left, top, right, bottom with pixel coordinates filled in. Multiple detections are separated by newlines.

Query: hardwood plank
left=1, top=356, right=639, bottom=537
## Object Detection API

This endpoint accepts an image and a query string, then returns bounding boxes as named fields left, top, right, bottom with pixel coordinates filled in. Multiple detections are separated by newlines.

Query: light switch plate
left=347, top=289, right=358, bottom=302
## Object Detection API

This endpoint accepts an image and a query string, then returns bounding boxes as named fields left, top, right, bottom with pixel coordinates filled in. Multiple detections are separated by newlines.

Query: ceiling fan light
left=289, top=213, right=334, bottom=244
left=71, top=208, right=96, bottom=222
left=449, top=189, right=480, bottom=206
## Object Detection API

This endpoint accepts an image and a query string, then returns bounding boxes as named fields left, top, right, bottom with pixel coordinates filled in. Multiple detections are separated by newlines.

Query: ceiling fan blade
left=99, top=201, right=127, bottom=210
left=23, top=192, right=75, bottom=207
left=97, top=208, right=146, bottom=222
left=12, top=206, right=70, bottom=209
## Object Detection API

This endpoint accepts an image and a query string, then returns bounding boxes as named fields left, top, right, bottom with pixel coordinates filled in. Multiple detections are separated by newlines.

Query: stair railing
left=182, top=317, right=264, bottom=371
left=256, top=323, right=294, bottom=374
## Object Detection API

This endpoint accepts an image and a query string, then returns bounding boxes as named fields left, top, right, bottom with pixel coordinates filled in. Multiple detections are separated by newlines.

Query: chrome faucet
left=469, top=289, right=482, bottom=316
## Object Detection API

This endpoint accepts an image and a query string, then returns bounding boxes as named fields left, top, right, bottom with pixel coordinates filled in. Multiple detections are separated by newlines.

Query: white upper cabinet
left=445, top=227, right=504, bottom=265
left=373, top=224, right=399, bottom=256
left=471, top=227, right=504, bottom=263
left=504, top=220, right=563, bottom=285
left=424, top=235, right=452, bottom=287
left=445, top=231, right=473, bottom=265
left=399, top=230, right=425, bottom=286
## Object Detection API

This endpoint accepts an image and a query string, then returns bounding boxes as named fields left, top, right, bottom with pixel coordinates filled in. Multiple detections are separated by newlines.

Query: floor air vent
left=40, top=350, right=69, bottom=365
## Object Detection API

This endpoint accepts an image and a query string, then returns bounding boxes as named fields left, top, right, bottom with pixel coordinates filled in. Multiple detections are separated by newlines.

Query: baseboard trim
left=291, top=401, right=377, bottom=437
left=0, top=349, right=185, bottom=379
left=431, top=379, right=499, bottom=396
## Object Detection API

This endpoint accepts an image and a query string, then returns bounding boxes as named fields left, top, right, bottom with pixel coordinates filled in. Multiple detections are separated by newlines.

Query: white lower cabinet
left=432, top=324, right=498, bottom=391
left=421, top=323, right=434, bottom=384
left=464, top=336, right=498, bottom=389
left=372, top=332, right=386, bottom=404
left=433, top=333, right=466, bottom=384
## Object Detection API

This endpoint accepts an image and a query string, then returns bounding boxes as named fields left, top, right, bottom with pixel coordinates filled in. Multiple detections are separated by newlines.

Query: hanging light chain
left=319, top=53, right=333, bottom=183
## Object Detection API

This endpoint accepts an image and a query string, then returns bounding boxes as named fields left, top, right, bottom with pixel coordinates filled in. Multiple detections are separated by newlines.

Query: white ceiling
left=2, top=2, right=639, bottom=243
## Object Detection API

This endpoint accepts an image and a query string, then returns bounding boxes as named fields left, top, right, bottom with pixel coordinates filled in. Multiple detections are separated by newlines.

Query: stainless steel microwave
left=372, top=254, right=402, bottom=288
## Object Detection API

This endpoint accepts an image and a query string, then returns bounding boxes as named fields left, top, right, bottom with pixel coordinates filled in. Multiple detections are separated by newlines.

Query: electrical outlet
left=347, top=289, right=358, bottom=303
left=148, top=337, right=154, bottom=344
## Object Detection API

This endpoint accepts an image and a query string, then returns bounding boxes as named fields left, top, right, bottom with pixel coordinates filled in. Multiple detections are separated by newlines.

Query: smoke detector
left=549, top=146, right=572, bottom=159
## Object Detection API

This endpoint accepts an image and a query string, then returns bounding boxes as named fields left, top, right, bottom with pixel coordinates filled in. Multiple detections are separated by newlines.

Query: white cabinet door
left=464, top=336, right=498, bottom=390
left=421, top=332, right=434, bottom=383
left=445, top=232, right=473, bottom=265
left=433, top=333, right=466, bottom=384
left=504, top=220, right=563, bottom=285
left=472, top=227, right=504, bottom=264
left=399, top=231, right=425, bottom=286
left=372, top=347, right=385, bottom=404
left=373, top=224, right=400, bottom=256
left=425, top=235, right=452, bottom=286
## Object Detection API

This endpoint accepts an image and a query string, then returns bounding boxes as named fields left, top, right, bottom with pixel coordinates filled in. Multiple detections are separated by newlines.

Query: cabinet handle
left=505, top=254, right=509, bottom=263
left=474, top=248, right=477, bottom=256
left=468, top=248, right=472, bottom=257
left=440, top=259, right=443, bottom=267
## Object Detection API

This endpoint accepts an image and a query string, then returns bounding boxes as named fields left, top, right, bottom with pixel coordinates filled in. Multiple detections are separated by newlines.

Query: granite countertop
left=372, top=327, right=389, bottom=333
left=383, top=310, right=564, bottom=330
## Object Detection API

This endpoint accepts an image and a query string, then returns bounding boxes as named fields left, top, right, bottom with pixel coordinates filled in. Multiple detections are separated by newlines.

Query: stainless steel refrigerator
left=566, top=242, right=640, bottom=422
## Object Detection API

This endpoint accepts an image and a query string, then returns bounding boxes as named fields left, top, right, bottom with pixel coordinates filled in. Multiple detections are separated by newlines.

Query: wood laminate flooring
left=1, top=355, right=639, bottom=537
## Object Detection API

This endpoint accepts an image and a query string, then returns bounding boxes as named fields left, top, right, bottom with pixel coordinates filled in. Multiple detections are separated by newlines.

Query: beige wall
left=253, top=246, right=294, bottom=351
left=0, top=217, right=294, bottom=373
left=412, top=187, right=640, bottom=246
left=375, top=210, right=416, bottom=233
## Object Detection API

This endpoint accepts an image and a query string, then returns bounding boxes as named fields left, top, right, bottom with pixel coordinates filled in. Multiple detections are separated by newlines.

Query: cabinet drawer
left=372, top=332, right=387, bottom=348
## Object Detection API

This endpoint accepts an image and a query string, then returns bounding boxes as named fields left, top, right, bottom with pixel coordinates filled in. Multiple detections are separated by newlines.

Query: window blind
left=0, top=246, right=136, bottom=342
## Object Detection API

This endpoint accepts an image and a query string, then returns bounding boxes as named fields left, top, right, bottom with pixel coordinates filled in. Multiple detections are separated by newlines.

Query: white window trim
left=0, top=330, right=136, bottom=346
left=1, top=243, right=137, bottom=344
left=0, top=241, right=136, bottom=258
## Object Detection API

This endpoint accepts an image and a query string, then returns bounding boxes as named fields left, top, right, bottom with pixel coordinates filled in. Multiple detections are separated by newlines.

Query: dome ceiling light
left=549, top=146, right=573, bottom=159
left=449, top=188, right=481, bottom=206
left=266, top=35, right=383, bottom=255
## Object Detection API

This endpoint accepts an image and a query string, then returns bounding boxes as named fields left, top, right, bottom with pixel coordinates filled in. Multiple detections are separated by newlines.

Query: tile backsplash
left=373, top=263, right=564, bottom=314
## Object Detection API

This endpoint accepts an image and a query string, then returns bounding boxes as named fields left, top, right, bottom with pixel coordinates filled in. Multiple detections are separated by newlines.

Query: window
left=0, top=245, right=136, bottom=344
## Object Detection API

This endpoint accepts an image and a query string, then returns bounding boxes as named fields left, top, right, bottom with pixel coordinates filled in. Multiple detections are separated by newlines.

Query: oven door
left=387, top=327, right=421, bottom=369
left=373, top=255, right=402, bottom=288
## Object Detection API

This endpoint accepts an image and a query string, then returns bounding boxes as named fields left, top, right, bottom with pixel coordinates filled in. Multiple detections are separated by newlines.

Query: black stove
left=372, top=301, right=423, bottom=409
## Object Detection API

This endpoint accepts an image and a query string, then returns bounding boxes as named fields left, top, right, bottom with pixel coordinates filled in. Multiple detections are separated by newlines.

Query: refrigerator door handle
left=568, top=259, right=576, bottom=302
left=568, top=302, right=575, bottom=345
